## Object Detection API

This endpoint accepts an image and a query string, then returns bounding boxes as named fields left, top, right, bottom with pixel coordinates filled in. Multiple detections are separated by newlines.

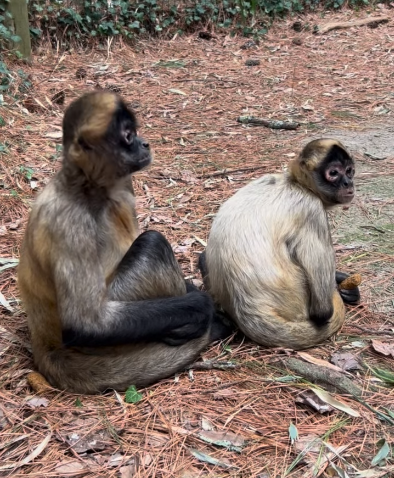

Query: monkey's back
left=18, top=176, right=138, bottom=358
left=206, top=173, right=337, bottom=348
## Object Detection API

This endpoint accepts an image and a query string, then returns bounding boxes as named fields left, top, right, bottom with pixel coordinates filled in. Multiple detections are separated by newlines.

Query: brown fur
left=18, top=92, right=214, bottom=394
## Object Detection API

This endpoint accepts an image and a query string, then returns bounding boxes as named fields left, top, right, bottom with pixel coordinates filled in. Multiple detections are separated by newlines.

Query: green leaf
left=125, top=385, right=143, bottom=403
left=371, top=439, right=390, bottom=466
left=370, top=368, right=394, bottom=385
left=190, top=449, right=236, bottom=469
left=75, top=397, right=83, bottom=408
left=288, top=421, right=298, bottom=444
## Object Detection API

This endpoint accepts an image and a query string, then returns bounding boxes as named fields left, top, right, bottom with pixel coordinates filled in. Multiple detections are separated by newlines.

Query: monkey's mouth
left=138, top=153, right=153, bottom=169
left=338, top=189, right=355, bottom=203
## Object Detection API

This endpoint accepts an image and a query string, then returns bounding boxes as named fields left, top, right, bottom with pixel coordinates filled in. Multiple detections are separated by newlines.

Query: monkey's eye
left=346, top=167, right=353, bottom=176
left=122, top=129, right=133, bottom=145
left=329, top=170, right=338, bottom=177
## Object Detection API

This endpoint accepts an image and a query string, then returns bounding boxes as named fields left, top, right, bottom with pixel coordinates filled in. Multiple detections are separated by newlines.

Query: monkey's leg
left=335, top=271, right=361, bottom=305
left=109, top=230, right=186, bottom=301
left=109, top=230, right=231, bottom=344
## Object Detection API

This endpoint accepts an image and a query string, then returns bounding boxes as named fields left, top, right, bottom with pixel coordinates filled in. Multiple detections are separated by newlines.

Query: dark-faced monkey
left=200, top=139, right=360, bottom=350
left=18, top=91, right=229, bottom=394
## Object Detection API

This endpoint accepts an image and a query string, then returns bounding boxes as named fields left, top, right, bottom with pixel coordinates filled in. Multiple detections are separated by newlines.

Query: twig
left=316, top=16, right=389, bottom=35
left=349, top=324, right=394, bottom=336
left=197, top=165, right=267, bottom=179
left=284, top=358, right=362, bottom=397
left=237, top=116, right=300, bottom=130
left=187, top=361, right=239, bottom=371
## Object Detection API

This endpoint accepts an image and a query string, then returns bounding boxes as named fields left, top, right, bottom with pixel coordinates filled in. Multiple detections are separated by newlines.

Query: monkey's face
left=105, top=106, right=153, bottom=177
left=63, top=92, right=152, bottom=181
left=314, top=145, right=355, bottom=205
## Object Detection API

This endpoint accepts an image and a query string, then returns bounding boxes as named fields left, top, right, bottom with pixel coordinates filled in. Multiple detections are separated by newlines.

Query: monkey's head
left=289, top=139, right=355, bottom=207
left=62, top=91, right=152, bottom=182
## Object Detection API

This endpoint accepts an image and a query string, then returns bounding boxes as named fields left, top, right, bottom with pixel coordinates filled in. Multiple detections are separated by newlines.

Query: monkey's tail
left=35, top=335, right=211, bottom=394
left=236, top=291, right=346, bottom=350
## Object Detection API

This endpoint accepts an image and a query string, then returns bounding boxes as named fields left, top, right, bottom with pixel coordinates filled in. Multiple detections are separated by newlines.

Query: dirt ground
left=1, top=6, right=394, bottom=478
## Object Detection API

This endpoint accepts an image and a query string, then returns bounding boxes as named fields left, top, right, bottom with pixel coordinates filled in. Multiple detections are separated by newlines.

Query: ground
left=0, top=6, right=394, bottom=478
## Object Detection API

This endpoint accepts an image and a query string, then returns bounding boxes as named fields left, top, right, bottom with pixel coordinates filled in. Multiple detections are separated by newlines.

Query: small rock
left=198, top=31, right=214, bottom=40
left=292, top=38, right=302, bottom=46
left=292, top=21, right=303, bottom=32
left=241, top=40, right=258, bottom=50
left=75, top=67, right=87, bottom=79
left=245, top=59, right=261, bottom=67
left=51, top=90, right=65, bottom=105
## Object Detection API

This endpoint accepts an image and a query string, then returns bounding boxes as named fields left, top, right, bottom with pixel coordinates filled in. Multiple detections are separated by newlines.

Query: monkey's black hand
left=335, top=271, right=361, bottom=305
left=162, top=291, right=213, bottom=346
left=210, top=310, right=235, bottom=342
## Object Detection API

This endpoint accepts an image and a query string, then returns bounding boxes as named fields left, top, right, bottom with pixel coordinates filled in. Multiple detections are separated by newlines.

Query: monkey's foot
left=27, top=372, right=52, bottom=394
left=338, top=273, right=362, bottom=290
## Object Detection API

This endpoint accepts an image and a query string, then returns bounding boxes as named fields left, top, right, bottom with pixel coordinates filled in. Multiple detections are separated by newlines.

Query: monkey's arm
left=55, top=255, right=213, bottom=348
left=291, top=227, right=335, bottom=327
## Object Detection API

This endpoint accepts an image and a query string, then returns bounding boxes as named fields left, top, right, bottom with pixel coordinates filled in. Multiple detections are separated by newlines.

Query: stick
left=316, top=16, right=389, bottom=35
left=187, top=361, right=239, bottom=371
left=237, top=116, right=299, bottom=130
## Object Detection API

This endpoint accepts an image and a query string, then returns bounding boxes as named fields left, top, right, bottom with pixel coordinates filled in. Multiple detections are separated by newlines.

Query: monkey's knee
left=120, top=230, right=177, bottom=269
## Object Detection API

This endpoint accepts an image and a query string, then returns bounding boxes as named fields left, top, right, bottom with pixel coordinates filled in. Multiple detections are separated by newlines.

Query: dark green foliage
left=0, top=0, right=388, bottom=50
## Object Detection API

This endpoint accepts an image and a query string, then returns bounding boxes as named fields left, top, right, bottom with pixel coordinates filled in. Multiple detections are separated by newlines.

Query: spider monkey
left=18, top=91, right=229, bottom=394
left=200, top=139, right=360, bottom=350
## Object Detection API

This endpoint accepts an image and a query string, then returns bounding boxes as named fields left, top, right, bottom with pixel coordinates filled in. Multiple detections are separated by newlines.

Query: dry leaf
left=0, top=409, right=9, bottom=430
left=0, top=292, right=13, bottom=313
left=8, top=220, right=21, bottom=230
left=371, top=340, right=394, bottom=358
left=297, top=351, right=345, bottom=374
left=198, top=429, right=245, bottom=451
left=142, top=452, right=153, bottom=466
left=54, top=460, right=87, bottom=475
left=0, top=225, right=6, bottom=236
left=330, top=352, right=361, bottom=371
left=201, top=417, right=214, bottom=431
left=212, top=388, right=238, bottom=400
left=25, top=396, right=50, bottom=408
left=295, top=390, right=334, bottom=414
left=147, top=433, right=169, bottom=447
left=312, top=389, right=360, bottom=417
left=120, top=464, right=137, bottom=478
left=45, top=131, right=63, bottom=139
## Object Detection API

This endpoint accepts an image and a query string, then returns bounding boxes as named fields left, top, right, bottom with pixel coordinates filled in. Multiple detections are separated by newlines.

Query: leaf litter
left=0, top=5, right=394, bottom=477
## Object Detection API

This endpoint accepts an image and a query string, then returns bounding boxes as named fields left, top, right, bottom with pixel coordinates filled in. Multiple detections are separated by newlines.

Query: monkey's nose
left=142, top=142, right=150, bottom=149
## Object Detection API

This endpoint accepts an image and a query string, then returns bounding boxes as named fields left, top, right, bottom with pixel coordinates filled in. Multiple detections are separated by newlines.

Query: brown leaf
left=295, top=390, right=334, bottom=414
left=371, top=340, right=394, bottom=358
left=212, top=388, right=238, bottom=400
left=297, top=351, right=345, bottom=373
left=8, top=220, right=21, bottom=230
left=142, top=452, right=153, bottom=467
left=178, top=194, right=193, bottom=203
left=330, top=351, right=361, bottom=371
left=54, top=460, right=88, bottom=475
left=147, top=433, right=169, bottom=447
left=119, top=464, right=137, bottom=478
left=25, top=396, right=50, bottom=408
left=59, top=421, right=111, bottom=454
